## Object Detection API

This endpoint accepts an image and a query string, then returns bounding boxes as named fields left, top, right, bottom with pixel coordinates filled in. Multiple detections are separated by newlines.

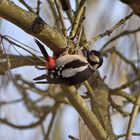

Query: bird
left=34, top=39, right=103, bottom=86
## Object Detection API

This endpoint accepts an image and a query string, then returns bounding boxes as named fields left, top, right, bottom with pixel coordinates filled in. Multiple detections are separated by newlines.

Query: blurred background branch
left=0, top=0, right=140, bottom=140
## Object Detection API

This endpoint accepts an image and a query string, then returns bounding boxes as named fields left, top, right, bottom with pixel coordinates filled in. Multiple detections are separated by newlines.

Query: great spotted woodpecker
left=34, top=39, right=103, bottom=85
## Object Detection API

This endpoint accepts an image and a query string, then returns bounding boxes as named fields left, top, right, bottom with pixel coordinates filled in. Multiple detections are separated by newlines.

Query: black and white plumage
left=34, top=39, right=103, bottom=86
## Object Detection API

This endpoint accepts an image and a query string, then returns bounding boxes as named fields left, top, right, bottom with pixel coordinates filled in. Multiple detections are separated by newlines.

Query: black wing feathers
left=34, top=57, right=91, bottom=85
left=34, top=39, right=49, bottom=60
left=62, top=59, right=87, bottom=69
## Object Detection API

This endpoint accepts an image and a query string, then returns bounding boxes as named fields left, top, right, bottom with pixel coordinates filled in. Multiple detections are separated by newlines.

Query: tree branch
left=0, top=54, right=43, bottom=74
left=0, top=0, right=67, bottom=54
left=63, top=86, right=107, bottom=140
left=0, top=114, right=46, bottom=130
left=126, top=92, right=140, bottom=139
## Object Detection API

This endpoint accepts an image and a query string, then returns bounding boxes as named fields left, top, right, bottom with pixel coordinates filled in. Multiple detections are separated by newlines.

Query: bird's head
left=87, top=50, right=103, bottom=69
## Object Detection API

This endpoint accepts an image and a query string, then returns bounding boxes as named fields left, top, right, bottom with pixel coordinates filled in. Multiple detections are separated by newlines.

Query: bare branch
left=69, top=0, right=86, bottom=39
left=18, top=0, right=35, bottom=13
left=0, top=0, right=67, bottom=53
left=0, top=54, right=43, bottom=74
left=0, top=115, right=46, bottom=130
left=101, top=27, right=140, bottom=51
left=84, top=12, right=134, bottom=48
left=36, top=0, right=41, bottom=15
left=63, top=86, right=107, bottom=140
left=54, top=0, right=67, bottom=36
left=117, top=132, right=140, bottom=139
left=126, top=92, right=140, bottom=139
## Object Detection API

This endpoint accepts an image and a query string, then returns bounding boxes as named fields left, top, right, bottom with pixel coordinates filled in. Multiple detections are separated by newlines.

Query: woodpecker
left=34, top=39, right=103, bottom=86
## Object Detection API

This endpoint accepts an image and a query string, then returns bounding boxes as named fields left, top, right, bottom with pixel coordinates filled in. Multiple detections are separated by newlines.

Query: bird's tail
left=34, top=39, right=49, bottom=60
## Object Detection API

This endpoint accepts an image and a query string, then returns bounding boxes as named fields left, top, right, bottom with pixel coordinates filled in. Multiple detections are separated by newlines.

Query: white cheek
left=90, top=55, right=99, bottom=63
left=92, top=64, right=99, bottom=70
left=61, top=65, right=88, bottom=78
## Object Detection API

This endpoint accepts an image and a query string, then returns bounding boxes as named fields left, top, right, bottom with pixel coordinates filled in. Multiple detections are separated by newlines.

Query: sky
left=1, top=0, right=140, bottom=140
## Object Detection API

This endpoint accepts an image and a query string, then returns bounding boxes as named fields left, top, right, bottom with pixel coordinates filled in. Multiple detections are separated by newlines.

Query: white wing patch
left=61, top=65, right=88, bottom=78
left=56, top=54, right=87, bottom=67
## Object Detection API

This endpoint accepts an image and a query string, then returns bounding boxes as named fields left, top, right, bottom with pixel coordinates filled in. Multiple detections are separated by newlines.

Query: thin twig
left=110, top=76, right=140, bottom=92
left=0, top=54, right=43, bottom=74
left=44, top=103, right=59, bottom=140
left=47, top=0, right=61, bottom=31
left=66, top=9, right=74, bottom=24
left=54, top=0, right=67, bottom=36
left=16, top=76, right=69, bottom=104
left=36, top=0, right=41, bottom=15
left=84, top=12, right=134, bottom=48
left=0, top=34, right=45, bottom=62
left=69, top=0, right=86, bottom=39
left=117, top=132, right=140, bottom=139
left=126, top=92, right=140, bottom=139
left=0, top=114, right=46, bottom=129
left=68, top=135, right=79, bottom=140
left=0, top=98, right=23, bottom=106
left=114, top=49, right=138, bottom=73
left=0, top=0, right=67, bottom=53
left=41, top=124, right=46, bottom=137
left=60, top=0, right=74, bottom=23
left=84, top=80, right=94, bottom=97
left=101, top=27, right=140, bottom=51
left=102, top=47, right=138, bottom=74
left=109, top=95, right=130, bottom=116
left=110, top=90, right=136, bottom=104
left=18, top=0, right=35, bottom=13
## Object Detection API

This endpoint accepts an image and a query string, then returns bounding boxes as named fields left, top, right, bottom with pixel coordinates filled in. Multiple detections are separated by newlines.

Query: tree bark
left=0, top=0, right=67, bottom=54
